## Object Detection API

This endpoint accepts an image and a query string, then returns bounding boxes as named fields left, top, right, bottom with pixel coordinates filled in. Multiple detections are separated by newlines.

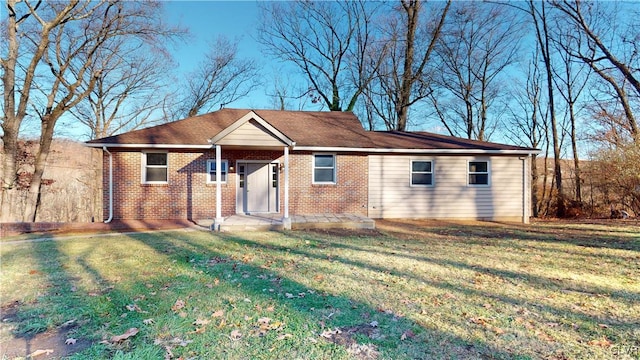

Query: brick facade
left=103, top=149, right=368, bottom=220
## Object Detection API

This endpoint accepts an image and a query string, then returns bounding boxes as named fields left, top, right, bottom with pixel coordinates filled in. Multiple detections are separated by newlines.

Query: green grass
left=1, top=220, right=639, bottom=359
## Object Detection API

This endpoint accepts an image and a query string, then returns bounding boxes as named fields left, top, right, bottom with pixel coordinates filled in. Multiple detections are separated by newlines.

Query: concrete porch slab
left=195, top=213, right=375, bottom=232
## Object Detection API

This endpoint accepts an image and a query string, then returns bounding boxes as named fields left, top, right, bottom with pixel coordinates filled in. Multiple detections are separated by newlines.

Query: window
left=468, top=161, right=490, bottom=185
left=271, top=163, right=278, bottom=188
left=142, top=151, right=168, bottom=183
left=207, top=159, right=228, bottom=183
left=238, top=164, right=245, bottom=188
left=313, top=154, right=336, bottom=184
left=411, top=160, right=433, bottom=186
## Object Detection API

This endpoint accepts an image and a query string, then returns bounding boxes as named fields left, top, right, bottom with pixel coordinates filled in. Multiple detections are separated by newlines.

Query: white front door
left=237, top=162, right=279, bottom=214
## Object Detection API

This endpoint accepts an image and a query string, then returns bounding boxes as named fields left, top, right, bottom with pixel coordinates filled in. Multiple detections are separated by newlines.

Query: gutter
left=103, top=146, right=113, bottom=223
left=86, top=143, right=540, bottom=156
left=293, top=146, right=541, bottom=155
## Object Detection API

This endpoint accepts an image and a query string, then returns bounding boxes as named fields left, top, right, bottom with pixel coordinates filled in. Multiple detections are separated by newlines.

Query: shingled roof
left=86, top=108, right=376, bottom=148
left=86, top=108, right=537, bottom=153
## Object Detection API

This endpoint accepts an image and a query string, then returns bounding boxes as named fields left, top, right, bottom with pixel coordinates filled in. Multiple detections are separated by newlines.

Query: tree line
left=2, top=0, right=639, bottom=222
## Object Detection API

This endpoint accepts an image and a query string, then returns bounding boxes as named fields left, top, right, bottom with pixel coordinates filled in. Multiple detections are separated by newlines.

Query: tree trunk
left=396, top=0, right=419, bottom=131
left=531, top=154, right=539, bottom=217
left=531, top=0, right=565, bottom=217
left=23, top=116, right=57, bottom=221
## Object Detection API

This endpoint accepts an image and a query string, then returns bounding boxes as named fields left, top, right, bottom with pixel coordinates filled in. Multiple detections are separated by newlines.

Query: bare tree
left=177, top=36, right=259, bottom=118
left=364, top=0, right=450, bottom=131
left=551, top=25, right=591, bottom=204
left=257, top=0, right=383, bottom=112
left=505, top=51, right=547, bottom=217
left=525, top=0, right=565, bottom=218
left=70, top=50, right=175, bottom=139
left=1, top=0, right=180, bottom=222
left=429, top=2, right=522, bottom=141
left=551, top=0, right=640, bottom=144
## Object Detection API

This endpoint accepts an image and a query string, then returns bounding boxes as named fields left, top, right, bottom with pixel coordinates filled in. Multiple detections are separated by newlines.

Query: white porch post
left=214, top=144, right=224, bottom=229
left=282, top=146, right=291, bottom=230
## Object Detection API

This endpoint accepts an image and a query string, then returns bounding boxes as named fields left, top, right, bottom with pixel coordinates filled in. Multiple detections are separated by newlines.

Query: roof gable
left=211, top=111, right=294, bottom=146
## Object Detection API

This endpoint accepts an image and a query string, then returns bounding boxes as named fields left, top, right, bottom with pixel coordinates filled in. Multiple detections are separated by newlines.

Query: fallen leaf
left=65, top=338, right=77, bottom=345
left=285, top=293, right=295, bottom=299
left=258, top=317, right=271, bottom=325
left=588, top=337, right=612, bottom=347
left=194, top=318, right=211, bottom=326
left=277, top=333, right=293, bottom=340
left=230, top=329, right=242, bottom=340
left=400, top=329, right=415, bottom=341
left=192, top=326, right=206, bottom=334
left=171, top=299, right=186, bottom=312
left=28, top=349, right=54, bottom=357
left=266, top=306, right=275, bottom=312
left=598, top=324, right=609, bottom=329
left=110, top=327, right=139, bottom=343
left=60, top=319, right=76, bottom=328
left=212, top=310, right=225, bottom=318
left=126, top=304, right=141, bottom=312
left=143, top=318, right=155, bottom=325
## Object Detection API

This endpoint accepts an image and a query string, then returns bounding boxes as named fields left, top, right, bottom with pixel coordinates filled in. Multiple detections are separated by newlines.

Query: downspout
left=103, top=146, right=113, bottom=223
left=519, top=155, right=529, bottom=224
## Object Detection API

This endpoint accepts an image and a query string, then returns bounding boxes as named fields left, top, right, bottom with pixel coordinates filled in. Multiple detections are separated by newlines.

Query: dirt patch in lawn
left=0, top=302, right=91, bottom=359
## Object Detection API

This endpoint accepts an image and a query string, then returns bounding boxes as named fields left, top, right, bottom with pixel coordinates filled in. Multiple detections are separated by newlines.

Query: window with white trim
left=207, top=159, right=228, bottom=183
left=142, top=151, right=168, bottom=183
left=313, top=154, right=336, bottom=184
left=468, top=161, right=490, bottom=185
left=411, top=160, right=433, bottom=186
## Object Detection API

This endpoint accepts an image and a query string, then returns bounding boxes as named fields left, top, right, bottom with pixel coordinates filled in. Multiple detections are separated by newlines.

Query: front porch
left=197, top=213, right=375, bottom=232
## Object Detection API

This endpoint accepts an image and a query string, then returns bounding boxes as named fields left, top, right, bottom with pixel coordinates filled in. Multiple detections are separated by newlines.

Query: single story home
left=86, top=109, right=539, bottom=228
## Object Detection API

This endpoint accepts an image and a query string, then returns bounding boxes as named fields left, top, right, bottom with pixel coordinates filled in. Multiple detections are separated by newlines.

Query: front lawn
left=1, top=220, right=638, bottom=359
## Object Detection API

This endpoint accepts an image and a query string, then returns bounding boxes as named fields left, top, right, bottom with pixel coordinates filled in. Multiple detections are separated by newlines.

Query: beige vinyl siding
left=368, top=155, right=525, bottom=221
left=216, top=120, right=285, bottom=146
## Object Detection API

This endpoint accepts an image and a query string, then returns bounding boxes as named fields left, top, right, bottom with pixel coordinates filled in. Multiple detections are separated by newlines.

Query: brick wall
left=103, top=149, right=369, bottom=220
left=289, top=152, right=368, bottom=215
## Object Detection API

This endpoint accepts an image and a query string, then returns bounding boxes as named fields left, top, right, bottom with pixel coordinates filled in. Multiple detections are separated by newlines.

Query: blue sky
left=163, top=1, right=282, bottom=109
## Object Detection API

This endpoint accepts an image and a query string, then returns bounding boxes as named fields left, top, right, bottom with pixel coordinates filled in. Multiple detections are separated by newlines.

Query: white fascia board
left=85, top=143, right=213, bottom=149
left=293, top=146, right=541, bottom=155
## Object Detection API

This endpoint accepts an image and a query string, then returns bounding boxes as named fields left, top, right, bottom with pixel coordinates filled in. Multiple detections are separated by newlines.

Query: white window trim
left=467, top=160, right=491, bottom=186
left=410, top=160, right=434, bottom=187
left=141, top=150, right=168, bottom=184
left=206, top=159, right=229, bottom=184
left=312, top=153, right=336, bottom=184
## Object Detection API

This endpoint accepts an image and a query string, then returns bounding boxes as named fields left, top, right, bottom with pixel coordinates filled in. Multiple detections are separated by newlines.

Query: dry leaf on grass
left=212, top=310, right=224, bottom=318
left=171, top=299, right=186, bottom=312
left=230, top=329, right=243, bottom=340
left=143, top=318, right=155, bottom=325
left=277, top=333, right=293, bottom=340
left=400, top=329, right=415, bottom=340
left=194, top=318, right=211, bottom=326
left=588, top=337, right=612, bottom=347
left=110, top=327, right=139, bottom=343
left=191, top=327, right=206, bottom=334
left=28, top=349, right=54, bottom=357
